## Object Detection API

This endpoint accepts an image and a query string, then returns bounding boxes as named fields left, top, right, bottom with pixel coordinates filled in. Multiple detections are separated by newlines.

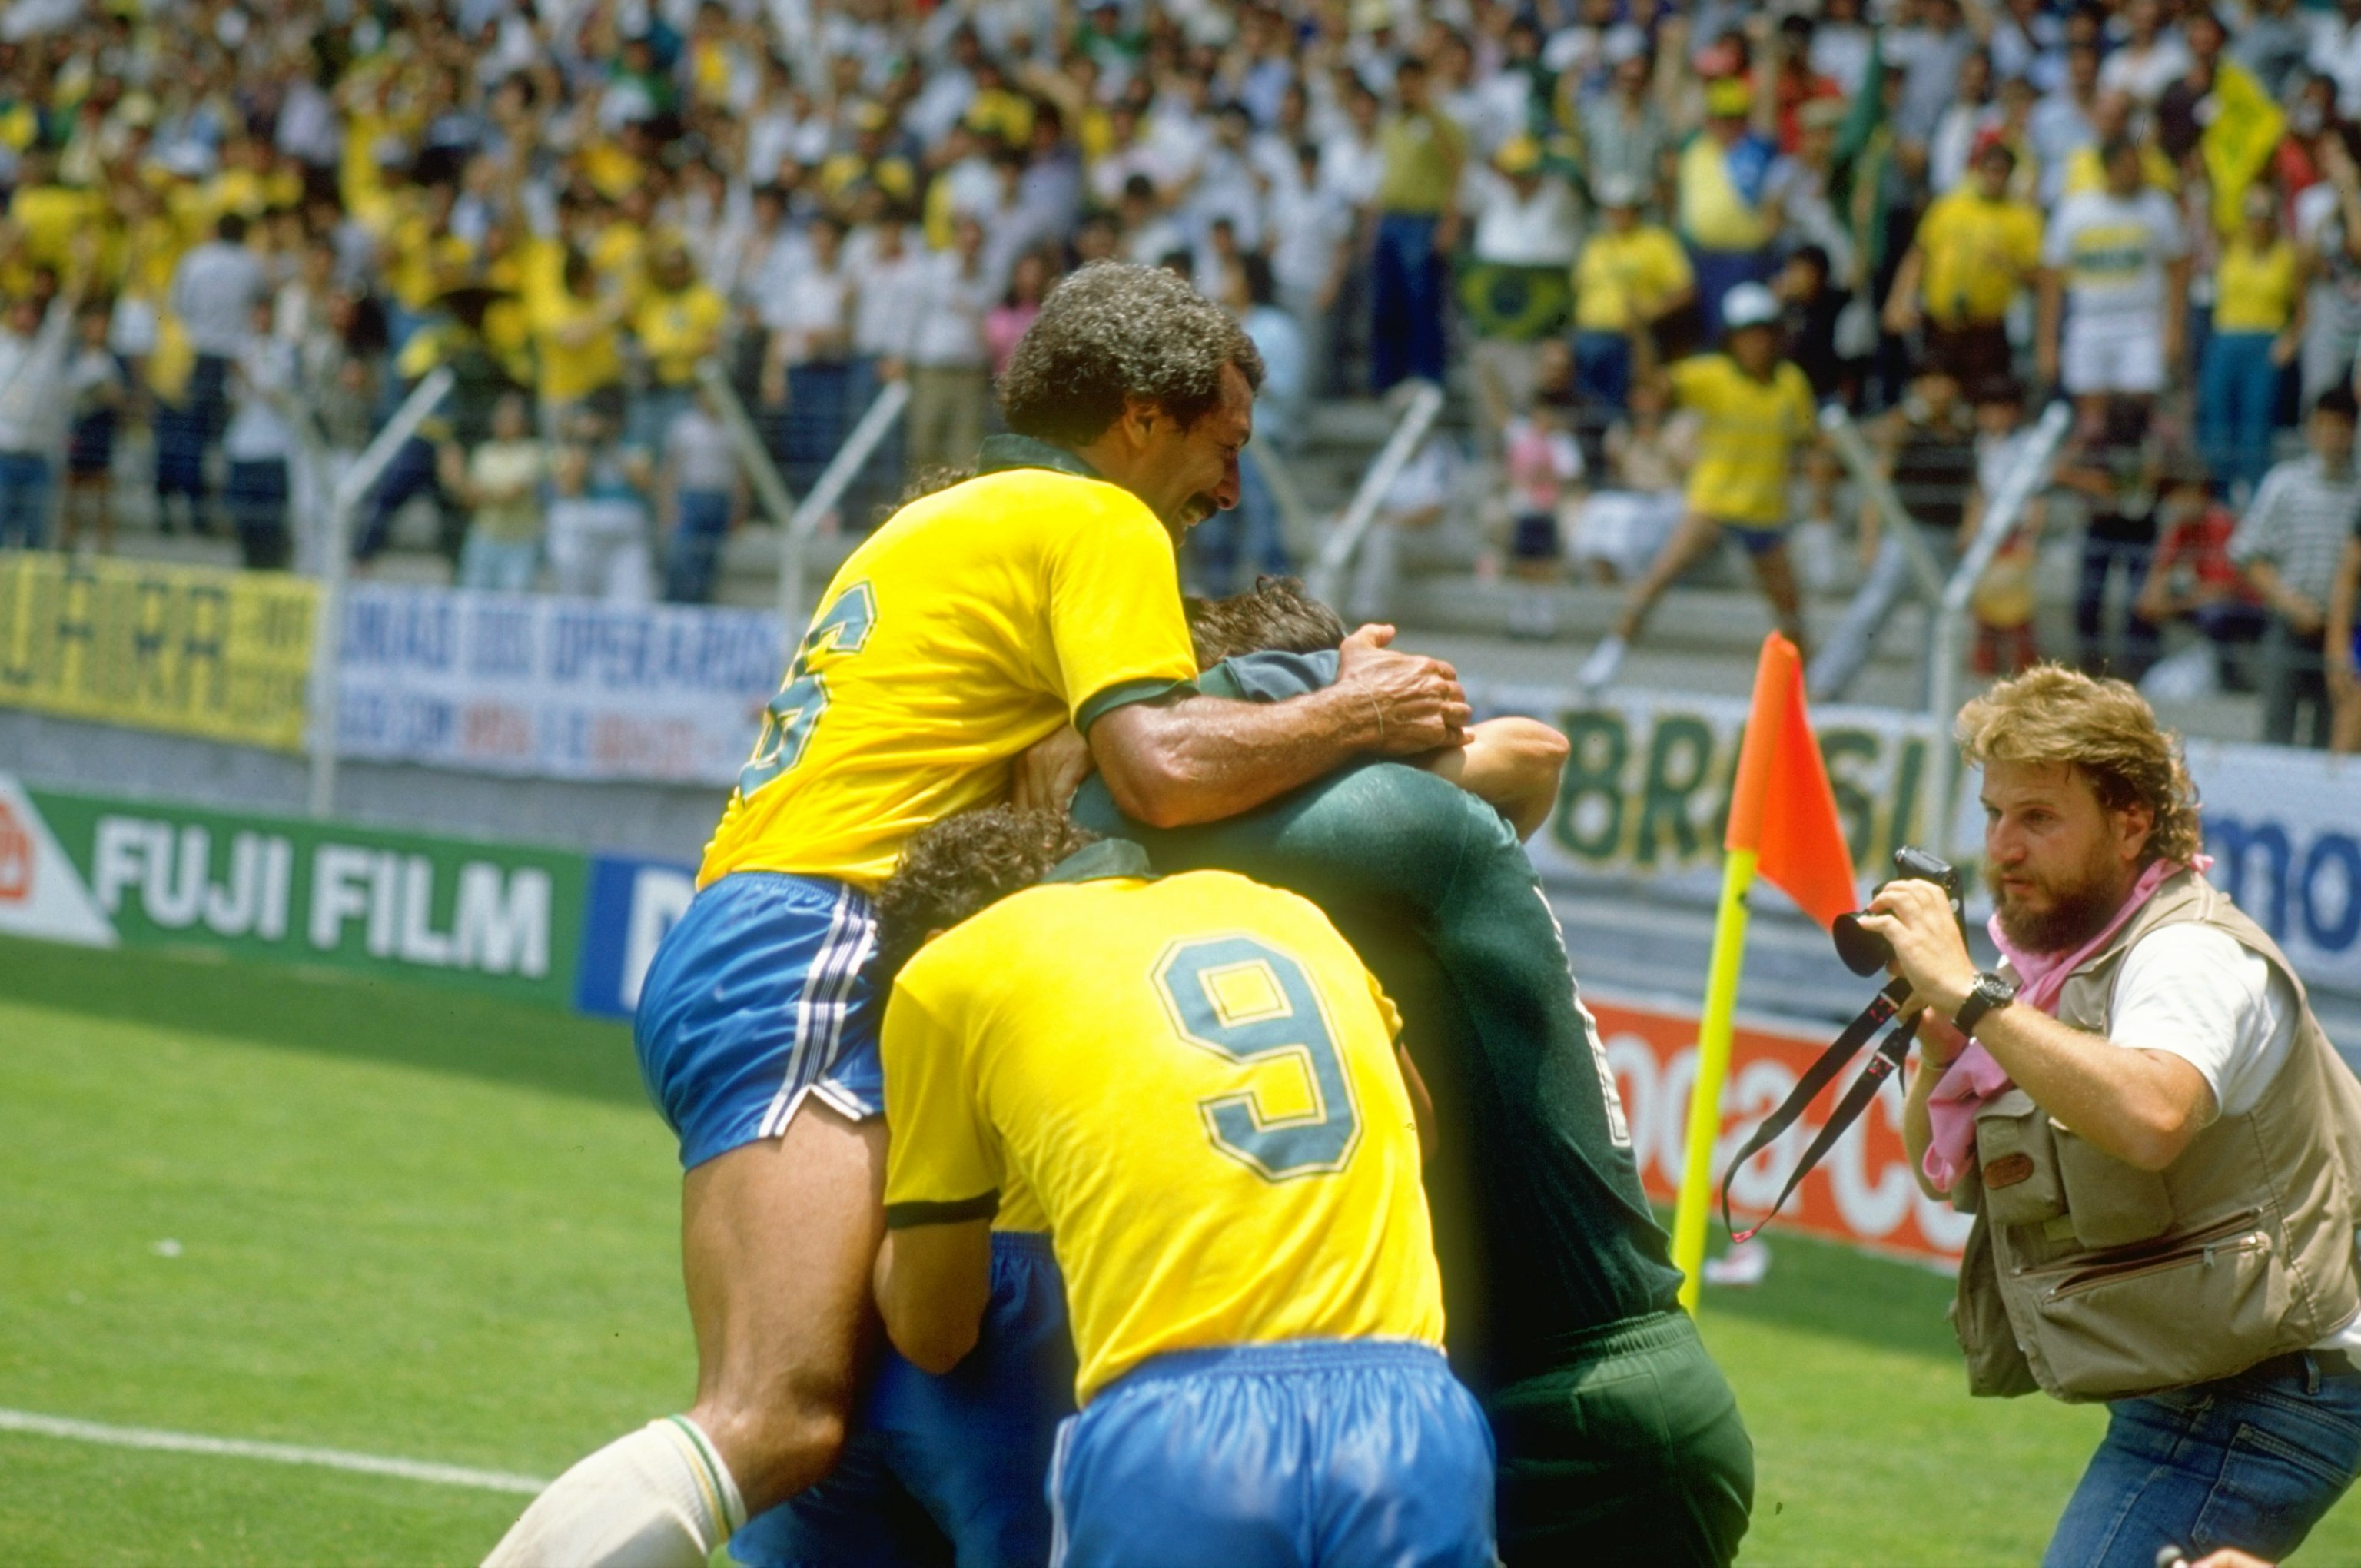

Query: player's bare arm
left=1090, top=623, right=1470, bottom=828
left=875, top=1218, right=995, bottom=1376
left=1416, top=716, right=1570, bottom=839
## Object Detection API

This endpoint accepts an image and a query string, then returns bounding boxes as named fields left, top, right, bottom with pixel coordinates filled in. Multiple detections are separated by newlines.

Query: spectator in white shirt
left=161, top=211, right=266, bottom=533
left=1267, top=139, right=1356, bottom=399
left=0, top=287, right=75, bottom=548
left=905, top=219, right=995, bottom=474
left=223, top=299, right=297, bottom=570
left=2097, top=0, right=2193, bottom=107
left=660, top=387, right=741, bottom=604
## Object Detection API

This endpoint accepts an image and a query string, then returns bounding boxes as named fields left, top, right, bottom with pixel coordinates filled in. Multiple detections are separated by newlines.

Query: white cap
left=1722, top=281, right=1781, bottom=332
left=1594, top=173, right=1643, bottom=208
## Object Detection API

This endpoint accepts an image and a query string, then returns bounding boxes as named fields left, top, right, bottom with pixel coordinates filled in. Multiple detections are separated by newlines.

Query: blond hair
left=1954, top=665, right=2203, bottom=864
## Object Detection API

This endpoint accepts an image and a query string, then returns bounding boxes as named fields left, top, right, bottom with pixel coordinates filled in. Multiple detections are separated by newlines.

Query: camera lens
left=1831, top=912, right=1893, bottom=977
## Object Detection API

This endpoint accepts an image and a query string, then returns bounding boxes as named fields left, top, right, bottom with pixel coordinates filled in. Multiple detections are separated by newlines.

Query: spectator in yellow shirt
left=530, top=248, right=626, bottom=430
left=1883, top=140, right=2044, bottom=390
left=2200, top=187, right=2304, bottom=499
left=1370, top=57, right=1464, bottom=391
left=628, top=240, right=729, bottom=453
left=1570, top=173, right=1695, bottom=414
left=1580, top=281, right=1820, bottom=690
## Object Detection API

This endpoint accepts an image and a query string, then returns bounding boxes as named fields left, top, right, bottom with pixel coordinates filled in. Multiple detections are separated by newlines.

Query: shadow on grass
left=1689, top=1214, right=1967, bottom=1363
left=1, top=935, right=649, bottom=1110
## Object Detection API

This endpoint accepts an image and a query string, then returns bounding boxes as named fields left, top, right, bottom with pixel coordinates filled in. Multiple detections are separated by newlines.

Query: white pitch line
left=0, top=1407, right=548, bottom=1495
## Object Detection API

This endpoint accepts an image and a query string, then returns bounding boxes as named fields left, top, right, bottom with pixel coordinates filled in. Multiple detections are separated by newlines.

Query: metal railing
left=775, top=377, right=911, bottom=646
left=1808, top=404, right=1956, bottom=705
left=696, top=359, right=799, bottom=540
left=1304, top=380, right=1445, bottom=610
left=305, top=367, right=453, bottom=820
left=1923, top=399, right=2074, bottom=847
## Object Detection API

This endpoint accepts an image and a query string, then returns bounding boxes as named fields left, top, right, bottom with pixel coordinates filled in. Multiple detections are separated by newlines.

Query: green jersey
left=1071, top=655, right=1682, bottom=1391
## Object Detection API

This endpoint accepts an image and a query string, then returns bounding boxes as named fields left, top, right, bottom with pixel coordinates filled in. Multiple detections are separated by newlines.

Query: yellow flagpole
left=1672, top=845, right=1758, bottom=1315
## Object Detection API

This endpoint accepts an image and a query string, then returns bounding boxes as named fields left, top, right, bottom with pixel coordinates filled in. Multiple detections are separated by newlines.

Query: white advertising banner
left=335, top=586, right=781, bottom=786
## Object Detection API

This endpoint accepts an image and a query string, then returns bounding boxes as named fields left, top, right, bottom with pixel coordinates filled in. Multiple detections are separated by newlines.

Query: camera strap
left=1720, top=978, right=1916, bottom=1244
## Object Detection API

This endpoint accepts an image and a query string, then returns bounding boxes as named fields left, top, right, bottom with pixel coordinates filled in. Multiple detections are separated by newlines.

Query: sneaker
left=1577, top=633, right=1626, bottom=693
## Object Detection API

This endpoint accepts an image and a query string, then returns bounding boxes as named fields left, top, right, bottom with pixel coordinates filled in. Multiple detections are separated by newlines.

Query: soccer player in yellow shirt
left=872, top=807, right=1496, bottom=1567
left=483, top=264, right=1473, bottom=1568
left=1580, top=281, right=1821, bottom=689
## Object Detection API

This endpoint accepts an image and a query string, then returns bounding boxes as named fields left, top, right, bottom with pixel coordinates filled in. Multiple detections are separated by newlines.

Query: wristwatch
left=1954, top=971, right=2018, bottom=1037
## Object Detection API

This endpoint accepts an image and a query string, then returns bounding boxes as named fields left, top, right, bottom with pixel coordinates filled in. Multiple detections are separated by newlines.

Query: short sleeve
left=1654, top=231, right=1694, bottom=291
left=880, top=970, right=1005, bottom=1227
left=1043, top=487, right=1201, bottom=732
left=1668, top=356, right=1718, bottom=412
left=2107, top=925, right=2288, bottom=1125
left=2013, top=209, right=2046, bottom=271
left=2152, top=194, right=2189, bottom=259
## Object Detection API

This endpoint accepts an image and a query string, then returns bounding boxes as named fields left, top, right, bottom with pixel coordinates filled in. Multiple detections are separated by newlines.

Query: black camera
left=1830, top=846, right=1965, bottom=977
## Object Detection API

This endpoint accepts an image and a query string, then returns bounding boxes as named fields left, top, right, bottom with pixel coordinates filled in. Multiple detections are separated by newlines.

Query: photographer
left=1859, top=666, right=2361, bottom=1568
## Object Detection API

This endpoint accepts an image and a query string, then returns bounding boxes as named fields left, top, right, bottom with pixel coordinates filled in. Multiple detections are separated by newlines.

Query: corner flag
left=1671, top=634, right=1859, bottom=1312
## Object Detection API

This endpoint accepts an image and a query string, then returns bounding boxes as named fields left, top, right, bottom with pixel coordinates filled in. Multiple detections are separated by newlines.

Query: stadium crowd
left=0, top=0, right=2357, bottom=742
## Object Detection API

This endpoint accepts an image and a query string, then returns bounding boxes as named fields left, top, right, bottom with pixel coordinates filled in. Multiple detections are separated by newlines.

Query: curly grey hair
left=998, top=261, right=1265, bottom=447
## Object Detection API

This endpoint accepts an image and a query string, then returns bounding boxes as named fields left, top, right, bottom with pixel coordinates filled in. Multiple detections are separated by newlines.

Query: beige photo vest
left=1948, top=872, right=2361, bottom=1403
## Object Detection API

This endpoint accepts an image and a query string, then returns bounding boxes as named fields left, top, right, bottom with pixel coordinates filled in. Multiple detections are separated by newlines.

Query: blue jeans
left=2198, top=331, right=2283, bottom=499
left=1573, top=331, right=1632, bottom=411
left=2044, top=1353, right=2361, bottom=1567
left=1373, top=213, right=1447, bottom=390
left=0, top=449, right=51, bottom=546
left=2076, top=533, right=2159, bottom=681
left=663, top=487, right=731, bottom=603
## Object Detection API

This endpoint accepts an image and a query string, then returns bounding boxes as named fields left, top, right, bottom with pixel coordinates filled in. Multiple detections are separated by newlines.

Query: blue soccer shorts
left=729, top=1231, right=1078, bottom=1568
left=1048, top=1340, right=1497, bottom=1568
left=635, top=870, right=882, bottom=1169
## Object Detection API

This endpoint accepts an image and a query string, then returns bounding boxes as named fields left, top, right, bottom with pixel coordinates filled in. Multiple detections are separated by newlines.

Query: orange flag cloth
left=1725, top=634, right=1858, bottom=931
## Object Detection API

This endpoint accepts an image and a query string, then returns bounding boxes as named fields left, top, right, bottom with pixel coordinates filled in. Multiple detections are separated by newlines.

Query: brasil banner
left=0, top=551, right=317, bottom=751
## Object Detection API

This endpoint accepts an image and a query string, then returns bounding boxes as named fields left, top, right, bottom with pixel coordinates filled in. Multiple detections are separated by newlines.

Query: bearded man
left=1864, top=665, right=2361, bottom=1568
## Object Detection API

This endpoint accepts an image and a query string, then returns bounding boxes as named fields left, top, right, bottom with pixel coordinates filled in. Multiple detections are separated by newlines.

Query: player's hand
left=1334, top=623, right=1472, bottom=755
left=1010, top=724, right=1094, bottom=813
left=1852, top=879, right=1977, bottom=1020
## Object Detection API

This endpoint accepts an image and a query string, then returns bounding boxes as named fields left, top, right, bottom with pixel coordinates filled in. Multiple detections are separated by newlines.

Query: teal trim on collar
left=1044, top=839, right=1157, bottom=884
left=1194, top=663, right=1245, bottom=702
left=975, top=434, right=1104, bottom=480
left=1075, top=675, right=1193, bottom=735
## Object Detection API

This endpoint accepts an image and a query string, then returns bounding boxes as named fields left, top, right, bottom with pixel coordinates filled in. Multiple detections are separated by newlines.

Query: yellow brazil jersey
left=1914, top=188, right=2044, bottom=326
left=1669, top=354, right=1817, bottom=527
left=633, top=283, right=729, bottom=387
left=528, top=291, right=623, bottom=403
left=697, top=456, right=1199, bottom=891
left=882, top=849, right=1445, bottom=1403
left=2214, top=235, right=2299, bottom=334
left=1572, top=224, right=1694, bottom=332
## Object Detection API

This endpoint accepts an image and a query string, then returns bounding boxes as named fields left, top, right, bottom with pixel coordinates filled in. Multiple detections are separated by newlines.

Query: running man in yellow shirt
left=483, top=263, right=1473, bottom=1568
left=1580, top=281, right=1821, bottom=689
left=872, top=807, right=1496, bottom=1568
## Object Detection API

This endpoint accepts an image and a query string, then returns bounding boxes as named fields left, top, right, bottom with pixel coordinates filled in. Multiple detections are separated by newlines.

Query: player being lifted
left=1071, top=580, right=1755, bottom=1564
left=872, top=806, right=1498, bottom=1567
left=483, top=264, right=1473, bottom=1567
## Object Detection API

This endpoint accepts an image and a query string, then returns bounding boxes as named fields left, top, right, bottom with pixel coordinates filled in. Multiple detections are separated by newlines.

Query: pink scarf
left=1921, top=858, right=2201, bottom=1191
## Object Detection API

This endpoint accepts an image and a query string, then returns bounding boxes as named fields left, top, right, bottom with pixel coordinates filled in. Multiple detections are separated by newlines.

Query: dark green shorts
left=1489, top=1309, right=1755, bottom=1567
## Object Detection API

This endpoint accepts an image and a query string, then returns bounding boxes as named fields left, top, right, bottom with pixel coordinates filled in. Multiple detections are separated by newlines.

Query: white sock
left=483, top=1417, right=747, bottom=1568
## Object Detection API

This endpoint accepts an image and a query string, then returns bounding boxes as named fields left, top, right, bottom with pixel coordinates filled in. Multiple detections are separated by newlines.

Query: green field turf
left=5, top=934, right=2359, bottom=1565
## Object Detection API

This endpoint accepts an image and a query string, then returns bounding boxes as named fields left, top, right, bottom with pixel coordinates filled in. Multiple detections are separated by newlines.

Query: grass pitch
left=5, top=934, right=2359, bottom=1564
